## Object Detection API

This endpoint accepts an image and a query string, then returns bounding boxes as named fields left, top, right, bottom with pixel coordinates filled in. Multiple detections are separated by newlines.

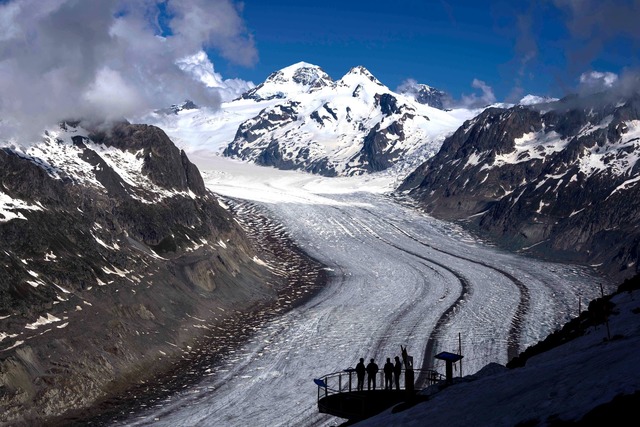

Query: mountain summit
left=240, top=62, right=333, bottom=101
left=223, top=63, right=472, bottom=176
left=338, top=65, right=385, bottom=87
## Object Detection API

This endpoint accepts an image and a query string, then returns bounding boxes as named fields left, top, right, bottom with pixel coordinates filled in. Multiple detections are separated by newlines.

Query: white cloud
left=168, top=0, right=257, bottom=67
left=396, top=78, right=421, bottom=94
left=454, top=78, right=497, bottom=109
left=579, top=71, right=619, bottom=91
left=0, top=0, right=256, bottom=143
left=82, top=68, right=146, bottom=120
left=176, top=51, right=254, bottom=102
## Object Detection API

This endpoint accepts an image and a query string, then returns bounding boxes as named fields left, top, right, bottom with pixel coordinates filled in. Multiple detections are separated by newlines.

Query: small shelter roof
left=435, top=351, right=463, bottom=362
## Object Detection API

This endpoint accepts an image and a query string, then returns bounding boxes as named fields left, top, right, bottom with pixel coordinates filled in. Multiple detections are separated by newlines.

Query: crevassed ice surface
left=120, top=155, right=603, bottom=427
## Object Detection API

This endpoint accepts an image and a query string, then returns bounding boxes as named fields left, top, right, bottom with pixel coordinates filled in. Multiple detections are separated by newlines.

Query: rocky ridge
left=400, top=93, right=640, bottom=279
left=0, top=122, right=323, bottom=425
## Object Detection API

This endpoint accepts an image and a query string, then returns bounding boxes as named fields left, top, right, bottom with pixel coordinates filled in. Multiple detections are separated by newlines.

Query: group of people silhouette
left=354, top=355, right=403, bottom=391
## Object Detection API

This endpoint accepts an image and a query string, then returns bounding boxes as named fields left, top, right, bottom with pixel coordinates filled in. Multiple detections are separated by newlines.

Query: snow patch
left=0, top=190, right=44, bottom=222
left=25, top=313, right=61, bottom=330
left=488, top=130, right=567, bottom=168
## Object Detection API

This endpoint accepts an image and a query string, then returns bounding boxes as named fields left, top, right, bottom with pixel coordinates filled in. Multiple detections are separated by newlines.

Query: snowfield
left=117, top=154, right=604, bottom=427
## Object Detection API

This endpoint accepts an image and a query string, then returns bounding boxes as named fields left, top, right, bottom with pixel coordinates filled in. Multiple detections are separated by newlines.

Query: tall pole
left=578, top=296, right=581, bottom=316
left=600, top=284, right=611, bottom=340
left=458, top=333, right=462, bottom=378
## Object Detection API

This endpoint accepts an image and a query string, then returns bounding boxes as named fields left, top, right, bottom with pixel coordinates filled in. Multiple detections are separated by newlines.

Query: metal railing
left=315, top=368, right=444, bottom=401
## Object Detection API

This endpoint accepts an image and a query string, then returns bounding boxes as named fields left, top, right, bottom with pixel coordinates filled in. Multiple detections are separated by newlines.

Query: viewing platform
left=314, top=368, right=445, bottom=422
left=315, top=348, right=463, bottom=423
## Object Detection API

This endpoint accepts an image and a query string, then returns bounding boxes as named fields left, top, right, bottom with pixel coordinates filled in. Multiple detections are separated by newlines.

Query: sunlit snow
left=118, top=153, right=604, bottom=427
left=25, top=313, right=62, bottom=330
left=0, top=190, right=44, bottom=222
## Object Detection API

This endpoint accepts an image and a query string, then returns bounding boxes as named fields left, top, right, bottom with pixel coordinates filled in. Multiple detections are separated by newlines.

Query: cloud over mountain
left=0, top=0, right=256, bottom=142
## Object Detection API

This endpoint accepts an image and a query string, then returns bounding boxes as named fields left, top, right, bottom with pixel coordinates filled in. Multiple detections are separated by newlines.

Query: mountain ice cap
left=264, top=62, right=333, bottom=86
left=268, top=61, right=326, bottom=79
left=280, top=61, right=323, bottom=72
left=340, top=65, right=384, bottom=87
left=346, top=65, right=375, bottom=78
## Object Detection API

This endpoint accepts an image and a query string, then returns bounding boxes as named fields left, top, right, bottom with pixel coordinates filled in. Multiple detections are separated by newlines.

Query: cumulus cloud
left=396, top=78, right=420, bottom=94
left=578, top=71, right=619, bottom=93
left=0, top=0, right=257, bottom=143
left=452, top=79, right=497, bottom=109
left=542, top=68, right=640, bottom=114
left=572, top=68, right=640, bottom=101
left=176, top=51, right=254, bottom=102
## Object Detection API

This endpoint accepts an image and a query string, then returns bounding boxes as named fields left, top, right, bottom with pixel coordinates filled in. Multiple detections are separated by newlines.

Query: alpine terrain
left=400, top=93, right=640, bottom=280
left=1, top=1, right=638, bottom=427
left=1, top=62, right=636, bottom=427
left=146, top=62, right=472, bottom=178
left=224, top=63, right=472, bottom=176
left=0, top=121, right=323, bottom=425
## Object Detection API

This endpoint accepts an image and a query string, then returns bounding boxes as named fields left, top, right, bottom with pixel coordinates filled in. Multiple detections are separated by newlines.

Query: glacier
left=113, top=154, right=604, bottom=427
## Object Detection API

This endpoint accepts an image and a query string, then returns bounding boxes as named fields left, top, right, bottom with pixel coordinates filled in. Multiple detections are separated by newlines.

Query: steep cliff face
left=400, top=94, right=640, bottom=278
left=0, top=122, right=321, bottom=425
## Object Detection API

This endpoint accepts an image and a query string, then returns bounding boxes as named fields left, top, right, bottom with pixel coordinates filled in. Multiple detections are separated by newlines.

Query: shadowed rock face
left=400, top=94, right=640, bottom=279
left=398, top=83, right=448, bottom=110
left=0, top=123, right=317, bottom=425
left=87, top=122, right=207, bottom=195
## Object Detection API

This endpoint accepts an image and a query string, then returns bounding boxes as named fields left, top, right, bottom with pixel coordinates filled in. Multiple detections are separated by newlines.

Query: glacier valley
left=112, top=154, right=604, bottom=427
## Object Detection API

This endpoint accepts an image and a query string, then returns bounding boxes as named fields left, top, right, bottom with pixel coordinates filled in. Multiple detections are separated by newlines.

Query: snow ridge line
left=382, top=218, right=531, bottom=362
left=349, top=206, right=473, bottom=385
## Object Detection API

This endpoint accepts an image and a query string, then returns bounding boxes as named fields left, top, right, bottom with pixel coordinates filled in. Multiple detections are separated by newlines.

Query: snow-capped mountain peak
left=240, top=62, right=333, bottom=101
left=338, top=65, right=385, bottom=89
left=271, top=61, right=332, bottom=86
left=221, top=64, right=477, bottom=177
left=143, top=61, right=476, bottom=178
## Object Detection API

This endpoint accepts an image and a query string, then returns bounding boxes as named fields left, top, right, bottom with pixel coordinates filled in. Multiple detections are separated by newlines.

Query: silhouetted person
left=366, top=358, right=379, bottom=390
left=401, top=345, right=409, bottom=369
left=400, top=345, right=414, bottom=392
left=393, top=356, right=402, bottom=391
left=384, top=358, right=394, bottom=390
left=355, top=358, right=366, bottom=391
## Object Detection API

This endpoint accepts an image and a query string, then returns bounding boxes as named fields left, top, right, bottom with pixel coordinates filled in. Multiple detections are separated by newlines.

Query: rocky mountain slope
left=397, top=82, right=448, bottom=110
left=221, top=62, right=469, bottom=176
left=0, top=122, right=323, bottom=426
left=399, top=93, right=640, bottom=280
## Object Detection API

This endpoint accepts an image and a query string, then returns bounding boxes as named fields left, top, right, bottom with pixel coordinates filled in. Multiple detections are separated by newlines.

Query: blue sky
left=0, top=0, right=637, bottom=140
left=210, top=0, right=640, bottom=102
